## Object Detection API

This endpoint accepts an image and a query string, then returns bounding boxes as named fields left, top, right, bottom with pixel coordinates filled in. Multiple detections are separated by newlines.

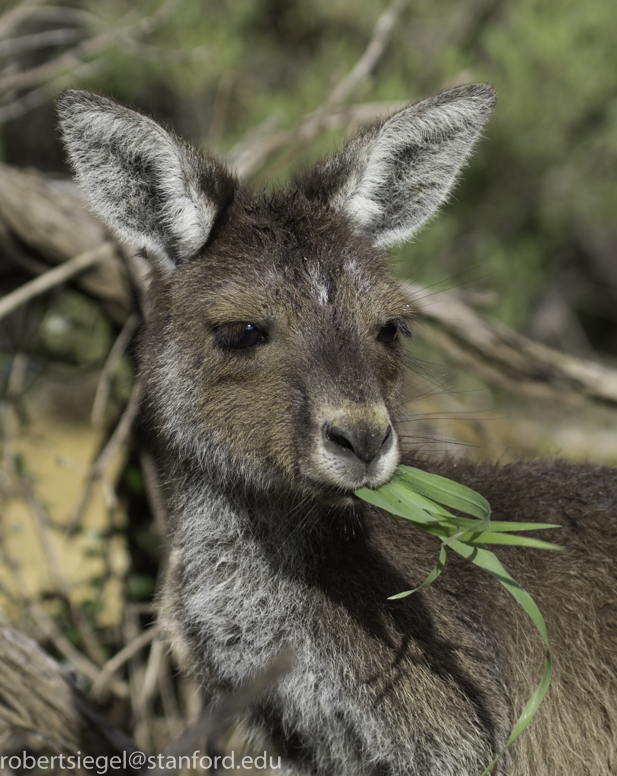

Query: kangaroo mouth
left=301, top=477, right=362, bottom=508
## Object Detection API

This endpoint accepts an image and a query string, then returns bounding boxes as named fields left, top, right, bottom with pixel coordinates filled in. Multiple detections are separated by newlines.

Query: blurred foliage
left=0, top=1, right=616, bottom=754
left=38, top=290, right=112, bottom=366
left=2, top=0, right=616, bottom=356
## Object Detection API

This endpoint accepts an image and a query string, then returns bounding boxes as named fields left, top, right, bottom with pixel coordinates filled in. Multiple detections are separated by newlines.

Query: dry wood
left=404, top=281, right=617, bottom=406
left=0, top=624, right=137, bottom=761
left=0, top=163, right=132, bottom=321
left=231, top=100, right=407, bottom=180
left=91, top=312, right=141, bottom=428
left=91, top=626, right=157, bottom=700
left=66, top=380, right=143, bottom=534
left=0, top=0, right=47, bottom=41
left=326, top=0, right=408, bottom=107
left=231, top=0, right=409, bottom=179
left=0, top=0, right=179, bottom=97
left=0, top=243, right=115, bottom=322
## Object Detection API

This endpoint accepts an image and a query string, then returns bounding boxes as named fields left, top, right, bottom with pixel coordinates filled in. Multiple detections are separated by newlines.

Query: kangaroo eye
left=377, top=322, right=398, bottom=345
left=215, top=322, right=267, bottom=350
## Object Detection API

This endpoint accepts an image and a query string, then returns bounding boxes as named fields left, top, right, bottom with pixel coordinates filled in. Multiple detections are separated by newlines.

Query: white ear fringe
left=335, top=84, right=496, bottom=248
left=58, top=91, right=217, bottom=272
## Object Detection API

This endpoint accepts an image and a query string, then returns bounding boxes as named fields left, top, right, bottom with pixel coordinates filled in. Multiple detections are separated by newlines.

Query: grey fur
left=57, top=90, right=234, bottom=272
left=59, top=85, right=617, bottom=776
left=317, top=83, right=495, bottom=247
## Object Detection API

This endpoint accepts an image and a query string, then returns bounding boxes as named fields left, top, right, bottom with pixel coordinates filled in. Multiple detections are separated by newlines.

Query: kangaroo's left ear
left=303, top=83, right=495, bottom=249
left=58, top=90, right=236, bottom=274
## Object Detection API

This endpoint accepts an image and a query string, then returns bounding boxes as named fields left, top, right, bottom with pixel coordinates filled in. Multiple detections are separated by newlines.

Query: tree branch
left=405, top=282, right=617, bottom=406
left=0, top=243, right=115, bottom=322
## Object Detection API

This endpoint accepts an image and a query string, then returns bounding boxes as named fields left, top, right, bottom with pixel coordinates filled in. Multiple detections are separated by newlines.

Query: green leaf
left=388, top=544, right=448, bottom=599
left=448, top=541, right=553, bottom=775
left=458, top=531, right=563, bottom=551
left=355, top=464, right=557, bottom=775
left=486, top=522, right=559, bottom=532
left=394, top=465, right=491, bottom=529
left=355, top=486, right=442, bottom=526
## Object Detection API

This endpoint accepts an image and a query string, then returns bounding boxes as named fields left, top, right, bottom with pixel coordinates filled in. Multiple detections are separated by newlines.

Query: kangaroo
left=58, top=85, right=617, bottom=776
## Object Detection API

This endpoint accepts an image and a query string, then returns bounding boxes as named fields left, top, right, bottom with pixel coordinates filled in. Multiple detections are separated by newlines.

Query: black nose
left=323, top=422, right=392, bottom=464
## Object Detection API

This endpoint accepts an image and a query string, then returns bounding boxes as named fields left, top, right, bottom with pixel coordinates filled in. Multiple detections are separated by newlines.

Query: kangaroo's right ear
left=301, top=83, right=496, bottom=249
left=58, top=91, right=235, bottom=273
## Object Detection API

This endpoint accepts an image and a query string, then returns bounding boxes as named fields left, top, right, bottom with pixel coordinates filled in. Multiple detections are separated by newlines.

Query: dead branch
left=0, top=56, right=110, bottom=122
left=326, top=0, right=408, bottom=107
left=24, top=480, right=108, bottom=667
left=0, top=163, right=132, bottom=322
left=404, top=282, right=617, bottom=406
left=231, top=100, right=406, bottom=180
left=231, top=0, right=409, bottom=179
left=0, top=0, right=47, bottom=41
left=0, top=243, right=115, bottom=322
left=0, top=624, right=137, bottom=761
left=0, top=0, right=179, bottom=99
left=0, top=27, right=85, bottom=57
left=31, top=609, right=128, bottom=698
left=91, top=627, right=157, bottom=701
left=67, top=380, right=143, bottom=534
left=92, top=312, right=141, bottom=428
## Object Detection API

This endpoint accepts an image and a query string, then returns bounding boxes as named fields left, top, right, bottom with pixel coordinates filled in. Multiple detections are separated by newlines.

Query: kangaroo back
left=58, top=86, right=617, bottom=776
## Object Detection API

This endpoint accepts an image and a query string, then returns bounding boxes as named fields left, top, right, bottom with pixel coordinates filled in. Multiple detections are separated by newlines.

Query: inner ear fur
left=58, top=90, right=236, bottom=272
left=297, top=83, right=496, bottom=248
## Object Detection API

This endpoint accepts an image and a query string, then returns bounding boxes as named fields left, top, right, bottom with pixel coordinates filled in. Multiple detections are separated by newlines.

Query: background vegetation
left=1, top=0, right=616, bottom=769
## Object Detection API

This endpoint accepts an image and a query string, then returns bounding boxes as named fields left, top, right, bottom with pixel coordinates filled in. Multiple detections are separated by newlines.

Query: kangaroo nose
left=323, top=422, right=392, bottom=464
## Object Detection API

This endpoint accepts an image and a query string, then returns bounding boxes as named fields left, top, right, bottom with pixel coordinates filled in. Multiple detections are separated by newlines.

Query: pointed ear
left=57, top=90, right=235, bottom=272
left=306, top=83, right=495, bottom=248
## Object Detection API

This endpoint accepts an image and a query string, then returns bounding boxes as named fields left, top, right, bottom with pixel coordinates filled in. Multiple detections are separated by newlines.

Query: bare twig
left=2, top=351, right=28, bottom=476
left=24, top=479, right=108, bottom=667
left=0, top=0, right=47, bottom=41
left=0, top=243, right=114, bottom=322
left=92, top=312, right=141, bottom=428
left=138, top=634, right=164, bottom=714
left=404, top=282, right=617, bottom=406
left=91, top=626, right=157, bottom=700
left=32, top=608, right=129, bottom=698
left=67, top=380, right=143, bottom=534
left=230, top=0, right=408, bottom=179
left=0, top=28, right=85, bottom=57
left=0, top=0, right=179, bottom=99
left=231, top=101, right=406, bottom=179
left=157, top=653, right=182, bottom=737
left=326, top=0, right=408, bottom=107
left=0, top=56, right=110, bottom=122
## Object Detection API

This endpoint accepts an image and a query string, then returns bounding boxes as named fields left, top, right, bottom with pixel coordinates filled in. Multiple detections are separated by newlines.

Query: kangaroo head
left=58, top=85, right=495, bottom=506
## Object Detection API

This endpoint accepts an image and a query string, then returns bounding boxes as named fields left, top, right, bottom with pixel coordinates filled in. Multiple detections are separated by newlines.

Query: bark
left=0, top=625, right=137, bottom=764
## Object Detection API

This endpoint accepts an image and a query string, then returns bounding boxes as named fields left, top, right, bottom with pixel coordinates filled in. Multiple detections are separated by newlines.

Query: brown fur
left=58, top=85, right=617, bottom=775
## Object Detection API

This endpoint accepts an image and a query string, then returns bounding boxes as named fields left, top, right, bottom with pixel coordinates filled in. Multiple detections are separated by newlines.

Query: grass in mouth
left=355, top=464, right=562, bottom=775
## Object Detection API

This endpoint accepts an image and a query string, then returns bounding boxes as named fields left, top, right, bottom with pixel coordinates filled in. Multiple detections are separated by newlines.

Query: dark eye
left=377, top=322, right=399, bottom=345
left=215, top=322, right=267, bottom=350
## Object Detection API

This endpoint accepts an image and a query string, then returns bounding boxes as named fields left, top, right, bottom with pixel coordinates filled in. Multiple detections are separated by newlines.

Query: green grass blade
left=449, top=540, right=552, bottom=774
left=386, top=480, right=457, bottom=518
left=388, top=544, right=448, bottom=599
left=357, top=464, right=556, bottom=774
left=487, top=522, right=560, bottom=532
left=458, top=531, right=563, bottom=551
left=394, top=465, right=491, bottom=529
left=354, top=486, right=440, bottom=525
left=382, top=480, right=495, bottom=533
